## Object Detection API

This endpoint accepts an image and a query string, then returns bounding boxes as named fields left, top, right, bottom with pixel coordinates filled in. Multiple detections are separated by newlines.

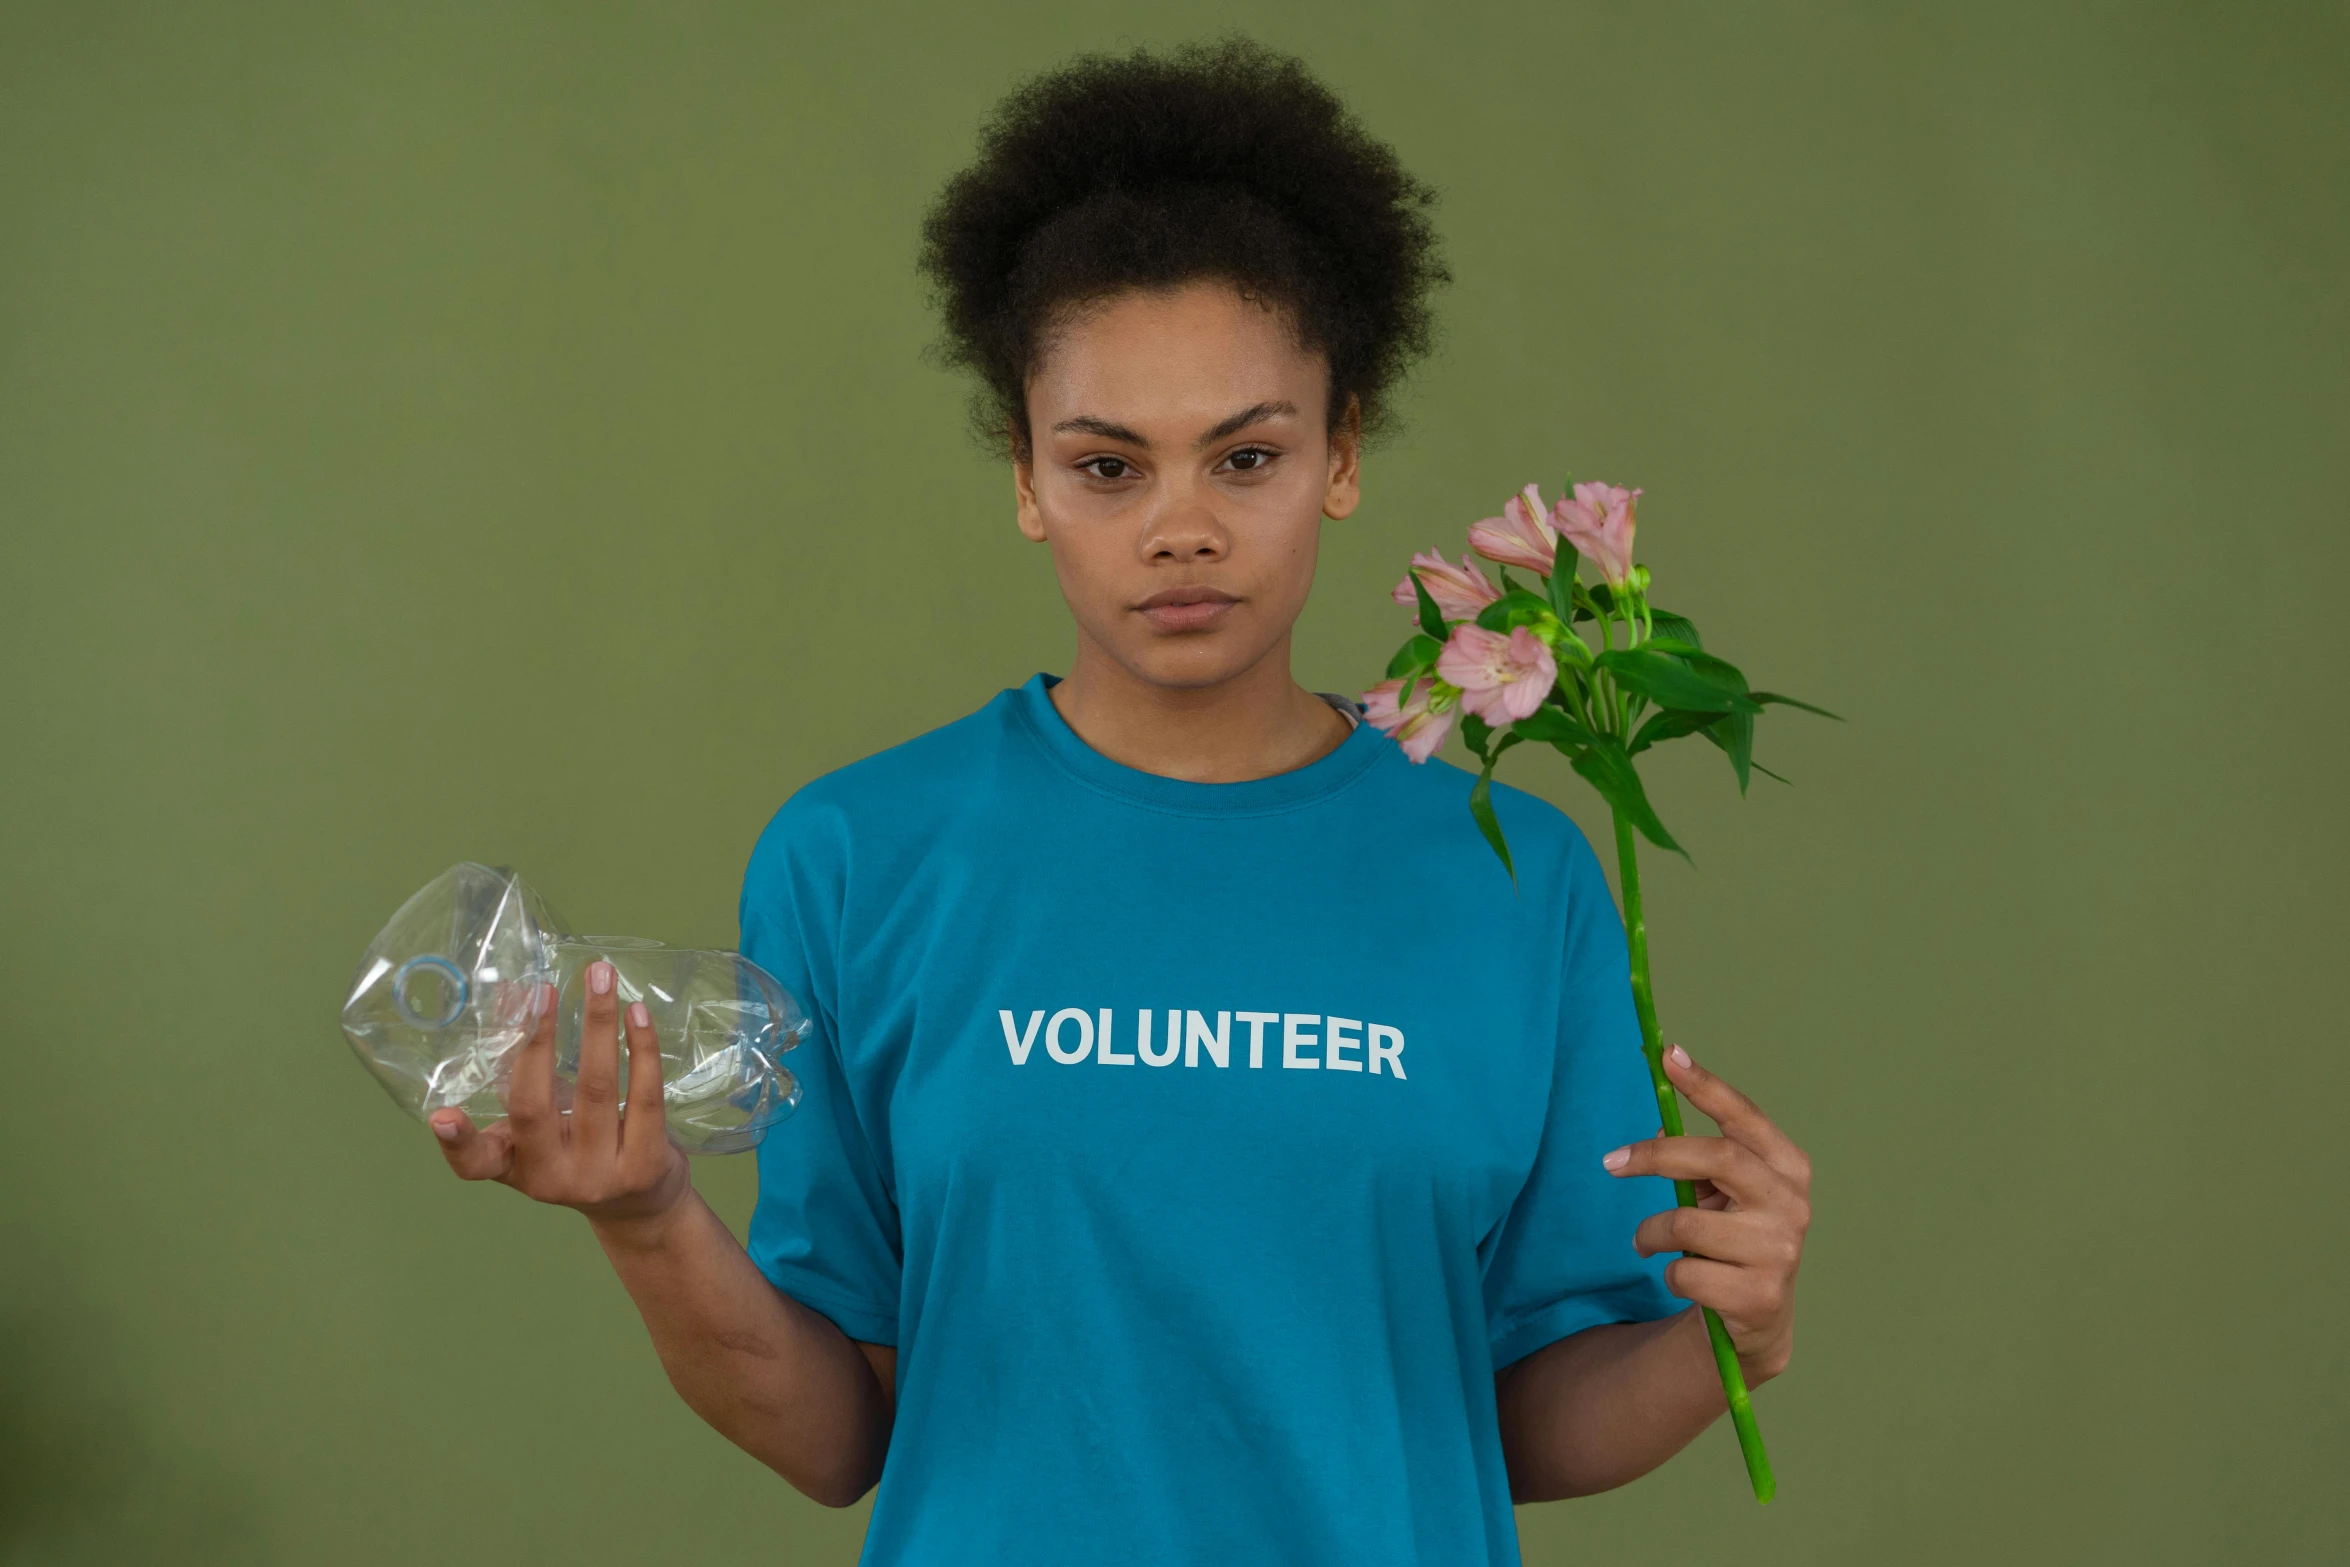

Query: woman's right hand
left=428, top=960, right=691, bottom=1236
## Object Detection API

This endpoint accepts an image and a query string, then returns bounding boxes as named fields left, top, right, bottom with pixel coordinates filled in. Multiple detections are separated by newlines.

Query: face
left=1014, top=281, right=1360, bottom=692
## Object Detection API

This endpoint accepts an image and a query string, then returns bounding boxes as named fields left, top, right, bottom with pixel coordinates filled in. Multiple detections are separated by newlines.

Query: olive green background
left=3, top=2, right=2343, bottom=1562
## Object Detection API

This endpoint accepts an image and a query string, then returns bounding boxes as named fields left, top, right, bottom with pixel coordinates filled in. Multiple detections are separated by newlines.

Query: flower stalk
left=1613, top=812, right=1776, bottom=1504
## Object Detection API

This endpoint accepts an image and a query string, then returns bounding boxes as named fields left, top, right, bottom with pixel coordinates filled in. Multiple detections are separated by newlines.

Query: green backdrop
left=3, top=3, right=2343, bottom=1562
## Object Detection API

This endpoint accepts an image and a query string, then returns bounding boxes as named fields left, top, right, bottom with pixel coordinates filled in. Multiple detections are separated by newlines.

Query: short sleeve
left=1481, top=839, right=1682, bottom=1369
left=739, top=800, right=903, bottom=1346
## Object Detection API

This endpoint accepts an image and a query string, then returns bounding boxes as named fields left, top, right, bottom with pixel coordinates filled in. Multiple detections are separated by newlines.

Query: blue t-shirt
left=740, top=675, right=1678, bottom=1567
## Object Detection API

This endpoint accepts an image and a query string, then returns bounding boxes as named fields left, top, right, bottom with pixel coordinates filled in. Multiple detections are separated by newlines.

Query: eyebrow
left=1196, top=400, right=1298, bottom=449
left=1052, top=414, right=1148, bottom=445
left=1049, top=400, right=1301, bottom=453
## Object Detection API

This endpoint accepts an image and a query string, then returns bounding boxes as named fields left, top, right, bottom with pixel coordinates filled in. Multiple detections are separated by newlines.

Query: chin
left=1120, top=633, right=1267, bottom=692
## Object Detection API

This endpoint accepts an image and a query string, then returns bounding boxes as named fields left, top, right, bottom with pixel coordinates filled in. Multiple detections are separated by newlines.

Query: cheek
left=1037, top=513, right=1133, bottom=615
left=1033, top=465, right=1143, bottom=539
left=1249, top=488, right=1326, bottom=571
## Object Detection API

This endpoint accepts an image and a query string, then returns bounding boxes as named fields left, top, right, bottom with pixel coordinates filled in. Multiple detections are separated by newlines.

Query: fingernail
left=1602, top=1146, right=1630, bottom=1171
left=1667, top=1044, right=1691, bottom=1069
left=589, top=961, right=614, bottom=996
left=627, top=1001, right=649, bottom=1029
left=431, top=1118, right=460, bottom=1143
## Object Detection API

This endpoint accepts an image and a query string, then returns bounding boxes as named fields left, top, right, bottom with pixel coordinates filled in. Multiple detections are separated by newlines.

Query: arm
left=1497, top=1044, right=1811, bottom=1501
left=430, top=962, right=895, bottom=1507
left=590, top=1196, right=896, bottom=1507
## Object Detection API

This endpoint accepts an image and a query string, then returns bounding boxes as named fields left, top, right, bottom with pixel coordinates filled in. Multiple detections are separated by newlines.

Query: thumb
left=430, top=1110, right=517, bottom=1183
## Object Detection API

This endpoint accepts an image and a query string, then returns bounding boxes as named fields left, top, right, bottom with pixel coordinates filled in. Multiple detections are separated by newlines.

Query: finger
left=505, top=981, right=561, bottom=1150
left=1661, top=1044, right=1811, bottom=1191
left=619, top=998, right=669, bottom=1161
left=1634, top=1206, right=1800, bottom=1269
left=1661, top=1256, right=1788, bottom=1322
left=430, top=1111, right=517, bottom=1183
left=572, top=959, right=623, bottom=1150
left=1603, top=1135, right=1795, bottom=1211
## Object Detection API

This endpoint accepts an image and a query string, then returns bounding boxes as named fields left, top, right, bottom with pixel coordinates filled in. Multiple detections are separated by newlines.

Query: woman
left=428, top=40, right=1811, bottom=1566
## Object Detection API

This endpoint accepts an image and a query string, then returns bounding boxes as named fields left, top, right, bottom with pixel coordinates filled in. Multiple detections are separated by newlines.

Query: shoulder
left=1363, top=743, right=1609, bottom=886
left=1486, top=768, right=1610, bottom=881
left=745, top=686, right=1026, bottom=885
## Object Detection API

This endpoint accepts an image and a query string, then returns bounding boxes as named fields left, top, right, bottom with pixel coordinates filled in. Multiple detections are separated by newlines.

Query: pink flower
left=1553, top=482, right=1640, bottom=589
left=1437, top=624, right=1558, bottom=724
left=1361, top=678, right=1457, bottom=763
left=1467, top=484, right=1558, bottom=574
left=1391, top=551, right=1501, bottom=621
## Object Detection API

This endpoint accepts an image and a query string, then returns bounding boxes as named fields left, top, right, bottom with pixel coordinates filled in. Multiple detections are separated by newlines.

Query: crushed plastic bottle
left=340, top=863, right=804, bottom=1154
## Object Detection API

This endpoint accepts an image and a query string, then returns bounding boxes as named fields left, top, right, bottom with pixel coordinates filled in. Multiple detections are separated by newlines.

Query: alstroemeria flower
left=1361, top=678, right=1457, bottom=763
left=1437, top=624, right=1559, bottom=724
left=1553, top=482, right=1640, bottom=589
left=1467, top=484, right=1558, bottom=575
left=1391, top=551, right=1502, bottom=621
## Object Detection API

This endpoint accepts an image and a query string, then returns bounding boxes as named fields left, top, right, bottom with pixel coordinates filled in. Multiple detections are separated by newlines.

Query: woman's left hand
left=1604, top=1043, right=1812, bottom=1384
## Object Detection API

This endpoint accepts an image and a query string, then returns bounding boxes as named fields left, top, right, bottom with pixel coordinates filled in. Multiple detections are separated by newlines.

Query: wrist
left=585, top=1172, right=697, bottom=1255
left=1741, top=1338, right=1791, bottom=1387
left=1680, top=1305, right=1789, bottom=1389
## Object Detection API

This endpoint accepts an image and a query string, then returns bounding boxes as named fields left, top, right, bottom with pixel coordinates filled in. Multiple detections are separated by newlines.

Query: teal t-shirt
left=740, top=675, right=1678, bottom=1566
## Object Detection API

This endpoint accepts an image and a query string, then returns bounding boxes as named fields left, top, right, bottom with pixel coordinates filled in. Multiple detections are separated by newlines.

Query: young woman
left=428, top=41, right=1811, bottom=1566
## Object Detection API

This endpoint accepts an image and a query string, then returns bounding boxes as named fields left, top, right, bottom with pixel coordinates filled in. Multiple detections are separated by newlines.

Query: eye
left=1222, top=446, right=1276, bottom=473
left=1079, top=456, right=1133, bottom=481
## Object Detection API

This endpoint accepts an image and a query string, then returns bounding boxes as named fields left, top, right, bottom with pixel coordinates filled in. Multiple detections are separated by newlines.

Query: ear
left=1012, top=426, right=1048, bottom=543
left=1322, top=395, right=1363, bottom=522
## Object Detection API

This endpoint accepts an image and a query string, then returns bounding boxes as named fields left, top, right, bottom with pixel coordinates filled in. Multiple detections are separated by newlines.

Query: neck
left=1049, top=632, right=1352, bottom=784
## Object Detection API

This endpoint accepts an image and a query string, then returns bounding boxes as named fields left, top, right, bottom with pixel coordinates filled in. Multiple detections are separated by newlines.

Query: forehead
left=1027, top=282, right=1329, bottom=429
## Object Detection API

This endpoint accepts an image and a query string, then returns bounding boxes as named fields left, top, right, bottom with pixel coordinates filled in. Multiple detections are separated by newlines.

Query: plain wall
left=2, top=3, right=2343, bottom=1562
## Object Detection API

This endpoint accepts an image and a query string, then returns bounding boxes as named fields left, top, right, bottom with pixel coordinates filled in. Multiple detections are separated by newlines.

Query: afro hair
left=918, top=37, right=1447, bottom=458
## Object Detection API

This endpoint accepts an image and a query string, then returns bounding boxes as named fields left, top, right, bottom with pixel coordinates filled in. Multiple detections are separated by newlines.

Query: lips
left=1136, top=585, right=1239, bottom=633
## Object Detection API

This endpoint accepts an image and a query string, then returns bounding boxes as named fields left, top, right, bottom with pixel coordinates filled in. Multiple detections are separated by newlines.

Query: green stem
left=1556, top=658, right=1595, bottom=729
left=1612, top=811, right=1777, bottom=1505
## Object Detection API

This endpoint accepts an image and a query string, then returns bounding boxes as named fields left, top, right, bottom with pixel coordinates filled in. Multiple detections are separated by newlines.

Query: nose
left=1136, top=487, right=1230, bottom=565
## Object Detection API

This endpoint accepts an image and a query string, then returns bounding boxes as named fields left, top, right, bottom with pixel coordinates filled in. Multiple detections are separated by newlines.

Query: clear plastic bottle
left=340, top=863, right=804, bottom=1154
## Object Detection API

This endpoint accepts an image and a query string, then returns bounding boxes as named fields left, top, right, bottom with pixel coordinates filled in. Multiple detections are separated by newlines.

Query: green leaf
left=1648, top=609, right=1702, bottom=649
left=1548, top=553, right=1578, bottom=621
left=1641, top=641, right=1751, bottom=695
left=1752, top=759, right=1793, bottom=784
left=1399, top=675, right=1417, bottom=707
left=1751, top=690, right=1844, bottom=721
left=1385, top=633, right=1443, bottom=679
left=1597, top=649, right=1762, bottom=714
left=1702, top=708, right=1754, bottom=793
left=1511, top=706, right=1601, bottom=750
left=1497, top=565, right=1528, bottom=598
left=1458, top=711, right=1493, bottom=762
left=1468, top=751, right=1518, bottom=882
left=1408, top=570, right=1448, bottom=641
left=1569, top=738, right=1686, bottom=859
left=1628, top=707, right=1719, bottom=755
left=1473, top=590, right=1556, bottom=634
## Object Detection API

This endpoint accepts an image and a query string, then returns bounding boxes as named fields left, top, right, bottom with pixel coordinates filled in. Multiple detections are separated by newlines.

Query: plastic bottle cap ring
left=392, top=955, right=470, bottom=1030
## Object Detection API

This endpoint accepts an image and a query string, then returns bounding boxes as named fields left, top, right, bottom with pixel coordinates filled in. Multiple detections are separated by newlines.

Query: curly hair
left=918, top=37, right=1447, bottom=459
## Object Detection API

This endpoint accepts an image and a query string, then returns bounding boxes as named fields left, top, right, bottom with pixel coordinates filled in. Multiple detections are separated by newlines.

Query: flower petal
left=1436, top=623, right=1509, bottom=690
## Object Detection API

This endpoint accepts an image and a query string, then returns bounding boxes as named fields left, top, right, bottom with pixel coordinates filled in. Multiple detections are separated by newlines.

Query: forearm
left=590, top=1191, right=892, bottom=1507
left=1495, top=1307, right=1740, bottom=1501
